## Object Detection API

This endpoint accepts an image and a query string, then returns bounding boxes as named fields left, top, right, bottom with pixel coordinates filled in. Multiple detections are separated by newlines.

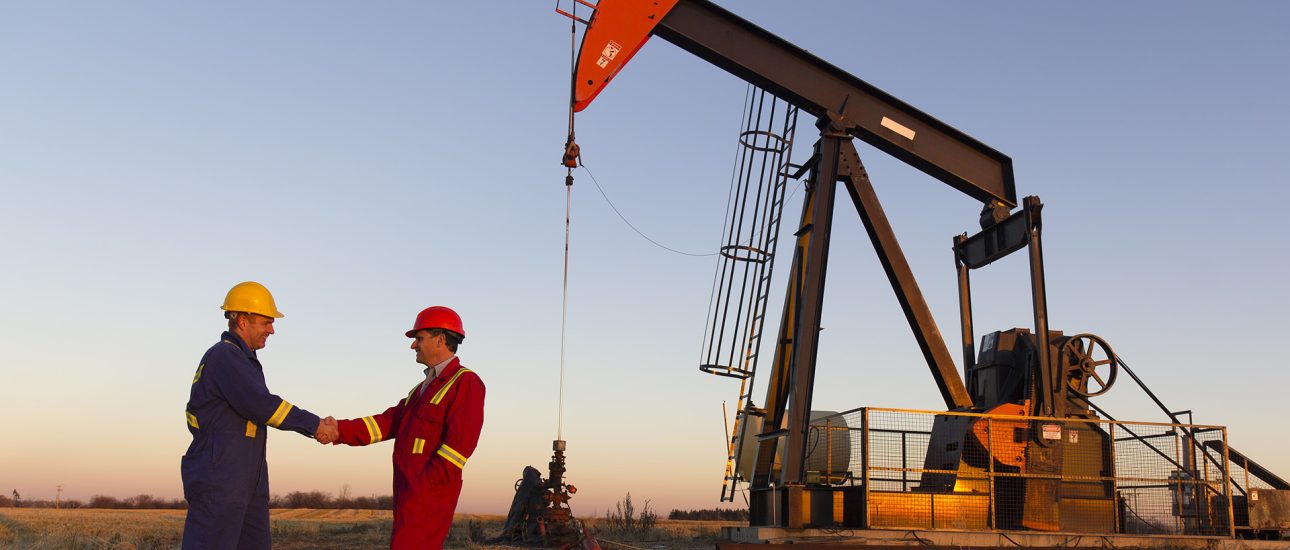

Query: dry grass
left=0, top=508, right=182, bottom=549
left=0, top=509, right=730, bottom=549
left=584, top=517, right=740, bottom=550
left=0, top=508, right=395, bottom=550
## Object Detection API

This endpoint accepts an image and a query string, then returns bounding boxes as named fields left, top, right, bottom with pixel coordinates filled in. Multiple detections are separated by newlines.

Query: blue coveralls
left=181, top=331, right=320, bottom=550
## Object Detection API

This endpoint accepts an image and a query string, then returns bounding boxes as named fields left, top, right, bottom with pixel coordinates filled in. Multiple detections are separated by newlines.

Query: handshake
left=315, top=416, right=340, bottom=444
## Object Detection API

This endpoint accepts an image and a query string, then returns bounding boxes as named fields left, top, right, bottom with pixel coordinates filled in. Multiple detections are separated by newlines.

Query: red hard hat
left=406, top=306, right=465, bottom=339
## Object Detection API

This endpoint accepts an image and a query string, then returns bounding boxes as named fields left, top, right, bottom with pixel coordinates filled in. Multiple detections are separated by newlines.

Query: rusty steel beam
left=655, top=0, right=1016, bottom=207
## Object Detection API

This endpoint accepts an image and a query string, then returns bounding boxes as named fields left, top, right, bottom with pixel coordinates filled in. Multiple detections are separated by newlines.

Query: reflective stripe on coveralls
left=267, top=401, right=294, bottom=428
left=429, top=368, right=471, bottom=404
left=362, top=416, right=384, bottom=443
left=436, top=444, right=468, bottom=468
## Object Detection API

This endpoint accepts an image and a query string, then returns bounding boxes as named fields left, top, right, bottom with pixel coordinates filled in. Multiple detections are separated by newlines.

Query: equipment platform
left=719, top=526, right=1287, bottom=549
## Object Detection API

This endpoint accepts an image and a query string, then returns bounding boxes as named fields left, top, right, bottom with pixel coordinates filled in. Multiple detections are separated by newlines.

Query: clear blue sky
left=2, top=1, right=1287, bottom=514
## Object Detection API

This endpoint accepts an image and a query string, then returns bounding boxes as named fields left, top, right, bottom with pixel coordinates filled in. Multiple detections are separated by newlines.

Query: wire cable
left=580, top=163, right=716, bottom=257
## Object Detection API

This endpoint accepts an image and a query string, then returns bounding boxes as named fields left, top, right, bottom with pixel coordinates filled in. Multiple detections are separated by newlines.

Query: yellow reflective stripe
left=245, top=420, right=257, bottom=438
left=362, top=416, right=383, bottom=443
left=186, top=411, right=199, bottom=429
left=267, top=400, right=293, bottom=428
left=429, top=368, right=472, bottom=405
left=412, top=438, right=426, bottom=454
left=406, top=383, right=421, bottom=404
left=436, top=444, right=467, bottom=468
left=192, top=363, right=204, bottom=384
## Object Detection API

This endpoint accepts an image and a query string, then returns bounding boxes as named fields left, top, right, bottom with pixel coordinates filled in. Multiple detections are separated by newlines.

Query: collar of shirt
left=221, top=330, right=255, bottom=358
left=419, top=355, right=457, bottom=395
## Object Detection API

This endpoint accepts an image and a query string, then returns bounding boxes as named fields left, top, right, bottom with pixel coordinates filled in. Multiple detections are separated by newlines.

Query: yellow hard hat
left=221, top=281, right=285, bottom=318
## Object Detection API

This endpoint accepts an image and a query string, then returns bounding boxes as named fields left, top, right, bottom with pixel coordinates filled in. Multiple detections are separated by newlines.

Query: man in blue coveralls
left=181, top=281, right=339, bottom=549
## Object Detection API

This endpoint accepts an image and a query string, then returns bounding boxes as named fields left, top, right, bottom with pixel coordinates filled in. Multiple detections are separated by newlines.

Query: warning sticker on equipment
left=1068, top=430, right=1079, bottom=444
left=596, top=57, right=608, bottom=69
left=602, top=41, right=622, bottom=60
left=1042, top=424, right=1061, bottom=440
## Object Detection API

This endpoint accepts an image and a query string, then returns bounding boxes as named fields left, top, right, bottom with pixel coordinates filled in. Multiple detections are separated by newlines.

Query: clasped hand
left=315, top=416, right=339, bottom=444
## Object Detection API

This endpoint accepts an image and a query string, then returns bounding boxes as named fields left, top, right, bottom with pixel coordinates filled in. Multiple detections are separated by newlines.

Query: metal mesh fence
left=1218, top=443, right=1278, bottom=532
left=805, top=407, right=1232, bottom=536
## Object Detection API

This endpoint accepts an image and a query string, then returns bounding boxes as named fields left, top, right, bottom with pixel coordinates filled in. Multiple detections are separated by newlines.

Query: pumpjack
left=559, top=0, right=1290, bottom=545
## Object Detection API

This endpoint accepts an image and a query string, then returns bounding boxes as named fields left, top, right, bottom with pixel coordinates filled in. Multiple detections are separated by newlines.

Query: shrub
left=603, top=493, right=657, bottom=536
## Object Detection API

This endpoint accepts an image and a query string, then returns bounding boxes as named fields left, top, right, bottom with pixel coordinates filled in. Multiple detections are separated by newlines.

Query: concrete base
left=720, top=526, right=1287, bottom=549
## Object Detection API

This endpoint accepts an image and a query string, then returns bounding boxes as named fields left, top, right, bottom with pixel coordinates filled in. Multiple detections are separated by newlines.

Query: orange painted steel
left=971, top=402, right=1028, bottom=468
left=572, top=0, right=680, bottom=112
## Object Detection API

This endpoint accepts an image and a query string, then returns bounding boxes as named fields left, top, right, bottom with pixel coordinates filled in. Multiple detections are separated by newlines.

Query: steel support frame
left=778, top=127, right=843, bottom=493
left=750, top=120, right=846, bottom=528
left=748, top=120, right=846, bottom=529
left=750, top=120, right=973, bottom=527
left=952, top=197, right=1064, bottom=419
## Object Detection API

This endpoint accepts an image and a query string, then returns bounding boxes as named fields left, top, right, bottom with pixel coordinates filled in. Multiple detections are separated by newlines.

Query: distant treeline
left=0, top=494, right=185, bottom=509
left=667, top=508, right=749, bottom=521
left=0, top=492, right=394, bottom=510
left=268, top=491, right=393, bottom=510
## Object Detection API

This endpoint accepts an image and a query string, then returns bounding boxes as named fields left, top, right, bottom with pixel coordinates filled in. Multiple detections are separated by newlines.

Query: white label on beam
left=880, top=116, right=916, bottom=141
left=602, top=41, right=621, bottom=60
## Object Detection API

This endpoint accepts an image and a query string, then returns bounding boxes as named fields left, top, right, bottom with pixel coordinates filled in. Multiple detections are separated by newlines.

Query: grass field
left=0, top=508, right=734, bottom=549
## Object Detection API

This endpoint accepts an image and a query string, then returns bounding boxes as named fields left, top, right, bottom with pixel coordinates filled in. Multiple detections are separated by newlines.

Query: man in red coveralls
left=324, top=306, right=485, bottom=548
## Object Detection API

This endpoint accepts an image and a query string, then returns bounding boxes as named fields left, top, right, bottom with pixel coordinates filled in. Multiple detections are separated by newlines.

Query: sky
left=2, top=1, right=1288, bottom=516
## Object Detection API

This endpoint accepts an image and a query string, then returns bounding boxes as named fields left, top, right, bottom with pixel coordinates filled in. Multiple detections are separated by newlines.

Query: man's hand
left=315, top=416, right=339, bottom=444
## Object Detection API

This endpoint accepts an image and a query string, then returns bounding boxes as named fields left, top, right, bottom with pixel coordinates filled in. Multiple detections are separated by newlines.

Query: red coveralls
left=335, top=357, right=485, bottom=548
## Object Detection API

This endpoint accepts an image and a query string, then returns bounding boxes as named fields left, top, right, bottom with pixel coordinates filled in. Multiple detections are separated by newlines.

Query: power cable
left=579, top=163, right=716, bottom=257
left=578, top=142, right=804, bottom=263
